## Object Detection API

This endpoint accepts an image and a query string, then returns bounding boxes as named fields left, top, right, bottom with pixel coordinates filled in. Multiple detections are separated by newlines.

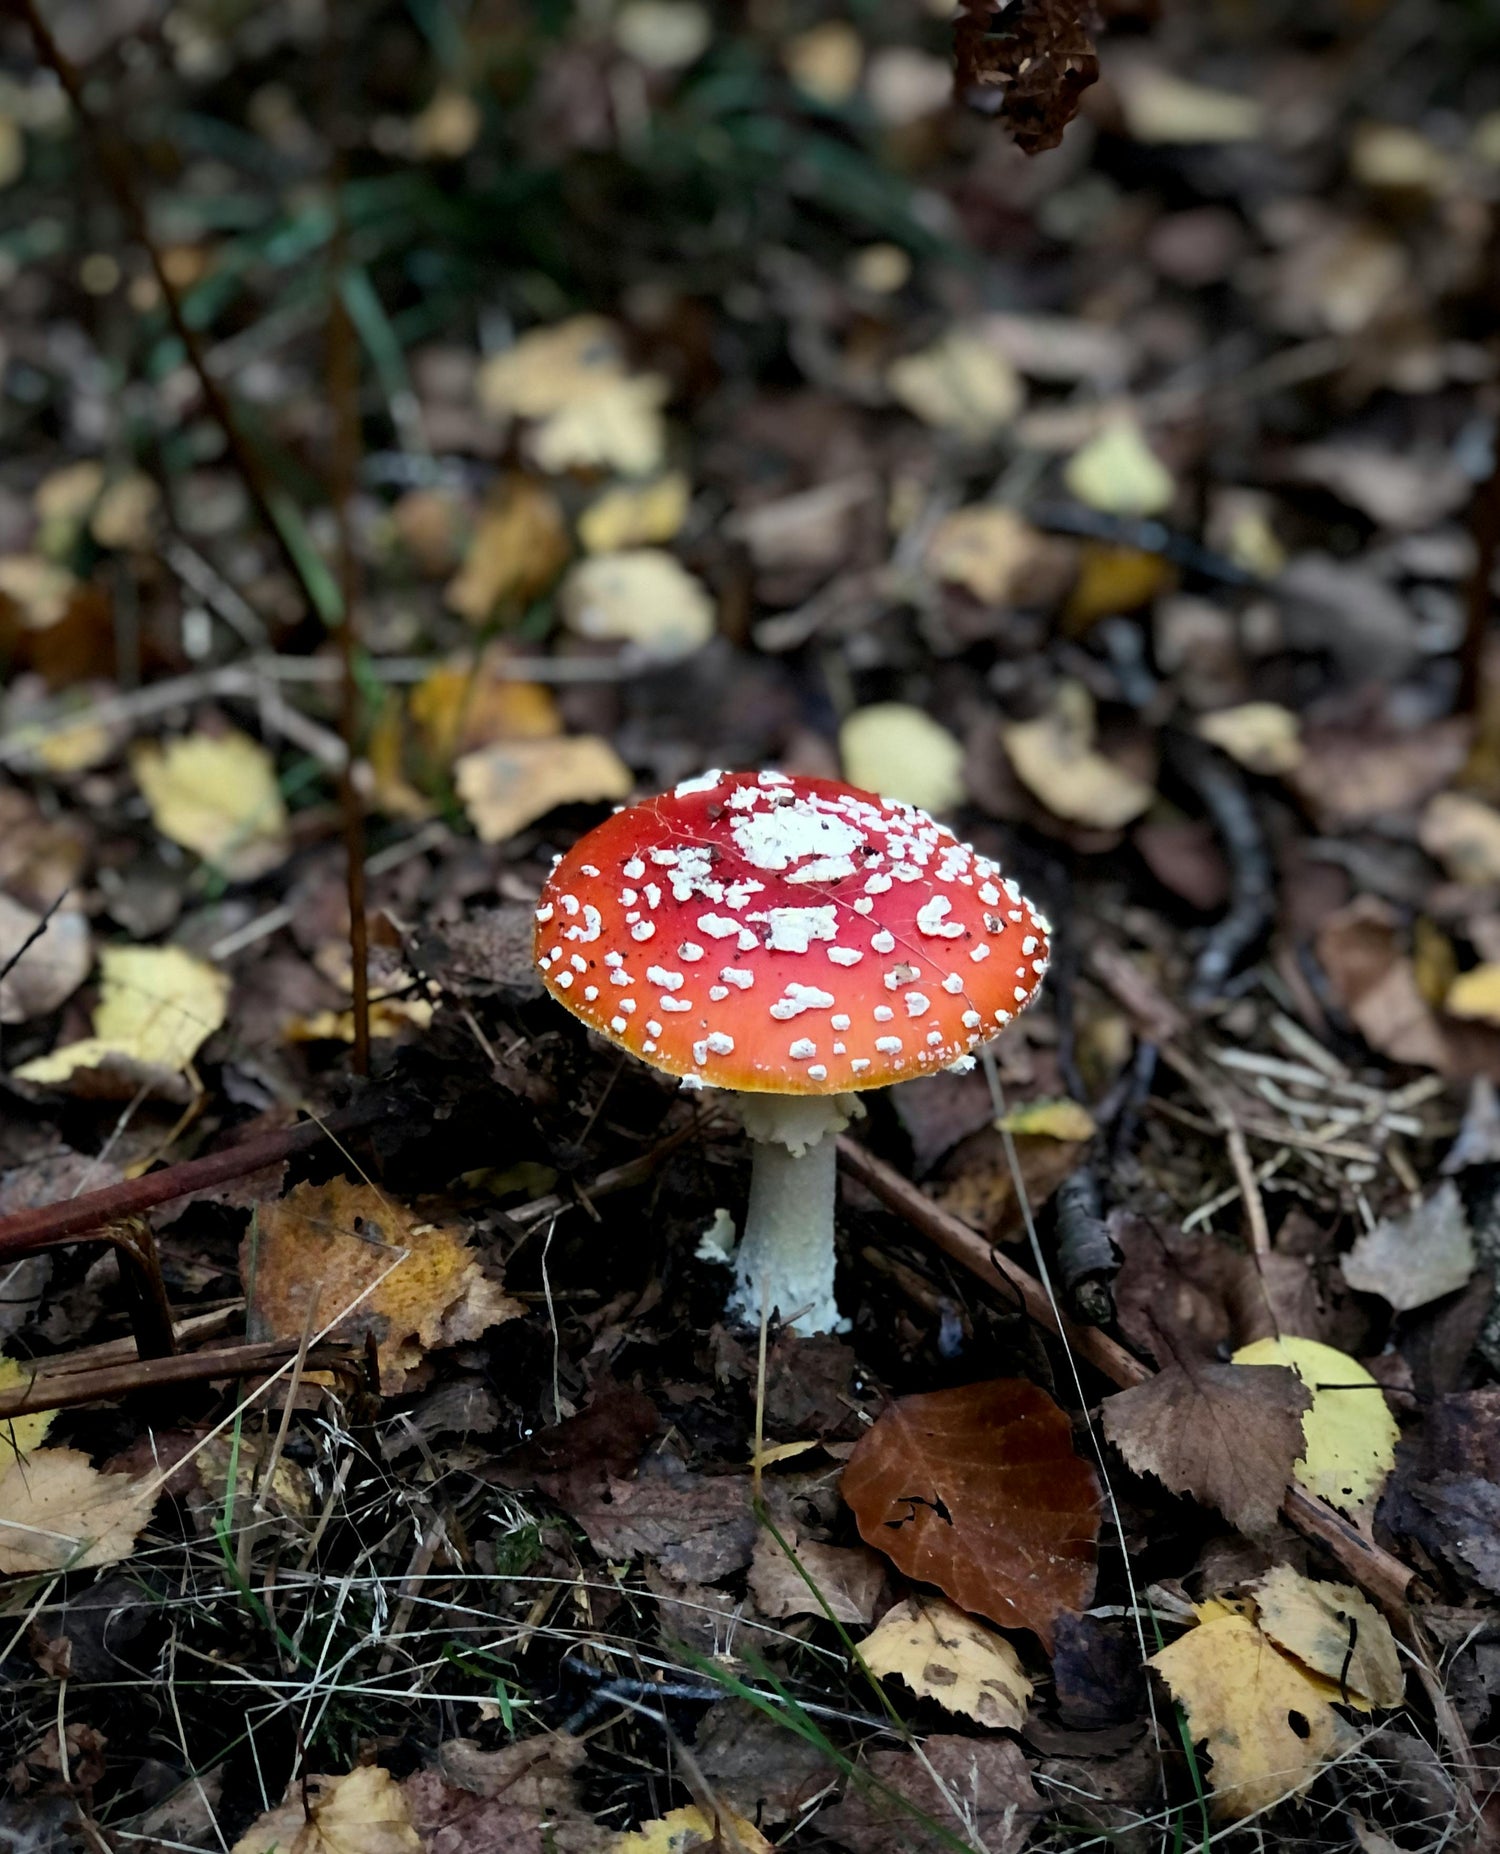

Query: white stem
left=726, top=1095, right=852, bottom=1335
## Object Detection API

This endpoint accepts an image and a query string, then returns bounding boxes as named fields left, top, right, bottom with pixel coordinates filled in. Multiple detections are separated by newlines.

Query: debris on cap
left=533, top=769, right=1050, bottom=1094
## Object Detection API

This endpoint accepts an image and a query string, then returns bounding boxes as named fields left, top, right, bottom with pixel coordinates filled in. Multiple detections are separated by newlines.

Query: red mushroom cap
left=533, top=769, right=1050, bottom=1094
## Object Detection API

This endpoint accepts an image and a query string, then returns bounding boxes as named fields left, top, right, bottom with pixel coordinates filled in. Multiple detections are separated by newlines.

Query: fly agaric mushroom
left=533, top=769, right=1049, bottom=1333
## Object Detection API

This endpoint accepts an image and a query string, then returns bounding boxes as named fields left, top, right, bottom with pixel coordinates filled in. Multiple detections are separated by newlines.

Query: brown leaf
left=954, top=0, right=1100, bottom=155
left=246, top=1178, right=522, bottom=1392
left=695, top=1701, right=839, bottom=1826
left=568, top=1453, right=756, bottom=1585
left=1101, top=1362, right=1311, bottom=1538
left=821, top=1735, right=1041, bottom=1854
left=748, top=1526, right=887, bottom=1624
left=491, top=1378, right=659, bottom=1511
left=841, top=1379, right=1100, bottom=1649
left=1110, top=1214, right=1269, bottom=1366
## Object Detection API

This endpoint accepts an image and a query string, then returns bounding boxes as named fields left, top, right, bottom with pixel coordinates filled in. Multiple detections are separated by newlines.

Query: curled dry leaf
left=0, top=1448, right=155, bottom=1575
left=840, top=1378, right=1100, bottom=1648
left=131, top=728, right=290, bottom=880
left=887, top=329, right=1023, bottom=440
left=231, top=1765, right=422, bottom=1854
left=1341, top=1180, right=1476, bottom=1314
left=1003, top=681, right=1155, bottom=829
left=13, top=944, right=229, bottom=1100
left=954, top=0, right=1100, bottom=155
left=1149, top=1606, right=1357, bottom=1820
left=748, top=1526, right=886, bottom=1624
left=1232, top=1336, right=1399, bottom=1525
left=0, top=892, right=90, bottom=1023
left=247, top=1177, right=522, bottom=1392
left=860, top=1594, right=1033, bottom=1729
left=1250, top=1565, right=1403, bottom=1710
left=454, top=734, right=634, bottom=844
left=1101, top=1360, right=1310, bottom=1539
left=839, top=703, right=965, bottom=814
left=560, top=550, right=716, bottom=660
left=612, top=1803, right=772, bottom=1853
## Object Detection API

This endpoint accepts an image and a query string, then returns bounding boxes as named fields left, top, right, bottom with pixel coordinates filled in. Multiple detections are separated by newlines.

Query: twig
left=1052, top=1166, right=1120, bottom=1324
left=0, top=1098, right=384, bottom=1264
left=1458, top=422, right=1500, bottom=714
left=1166, top=732, right=1275, bottom=1008
left=0, top=1338, right=361, bottom=1419
left=836, top=1136, right=1416, bottom=1610
left=10, top=0, right=322, bottom=620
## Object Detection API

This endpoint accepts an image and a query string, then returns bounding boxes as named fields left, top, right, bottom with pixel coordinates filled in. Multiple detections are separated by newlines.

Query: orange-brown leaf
left=841, top=1379, right=1100, bottom=1649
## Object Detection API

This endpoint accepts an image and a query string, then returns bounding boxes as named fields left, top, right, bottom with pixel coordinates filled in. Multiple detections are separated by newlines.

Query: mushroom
left=533, top=769, right=1049, bottom=1334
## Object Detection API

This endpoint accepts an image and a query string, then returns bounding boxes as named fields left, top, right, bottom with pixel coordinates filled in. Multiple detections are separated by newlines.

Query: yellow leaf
left=1443, top=963, right=1500, bottom=1024
left=888, top=330, right=1023, bottom=440
left=1002, top=681, right=1155, bottom=829
left=560, top=550, right=715, bottom=660
left=1350, top=122, right=1454, bottom=195
left=132, top=729, right=290, bottom=880
left=840, top=703, right=965, bottom=813
left=995, top=1097, right=1096, bottom=1141
left=749, top=1438, right=818, bottom=1470
left=34, top=462, right=103, bottom=548
left=409, top=651, right=561, bottom=767
left=1232, top=1336, right=1398, bottom=1523
left=249, top=1178, right=522, bottom=1393
left=1149, top=1610, right=1355, bottom=1819
left=476, top=317, right=669, bottom=477
left=1118, top=67, right=1264, bottom=144
left=612, top=1804, right=772, bottom=1853
left=927, top=506, right=1067, bottom=607
left=532, top=375, right=669, bottom=476
left=1064, top=543, right=1172, bottom=628
left=0, top=553, right=76, bottom=628
left=1196, top=703, right=1303, bottom=776
left=0, top=1447, right=155, bottom=1574
left=232, top=1766, right=422, bottom=1854
left=615, top=1, right=713, bottom=71
left=409, top=87, right=481, bottom=160
left=1064, top=417, right=1175, bottom=518
left=0, top=1356, right=54, bottom=1466
left=367, top=696, right=431, bottom=823
left=1250, top=1565, right=1403, bottom=1710
left=14, top=944, right=229, bottom=1095
left=578, top=473, right=691, bottom=553
left=784, top=21, right=863, bottom=104
left=861, top=1595, right=1032, bottom=1729
left=1420, top=791, right=1500, bottom=887
left=455, top=735, right=633, bottom=845
left=90, top=473, right=159, bottom=551
left=444, top=477, right=569, bottom=623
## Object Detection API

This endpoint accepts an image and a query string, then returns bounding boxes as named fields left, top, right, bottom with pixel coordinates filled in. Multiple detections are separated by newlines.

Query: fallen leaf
left=784, top=21, right=863, bottom=105
left=954, top=0, right=1099, bottom=155
left=564, top=1453, right=755, bottom=1586
left=748, top=1527, right=885, bottom=1624
left=1195, top=703, right=1303, bottom=776
left=1149, top=1609, right=1356, bottom=1819
left=1445, top=963, right=1500, bottom=1028
left=131, top=729, right=290, bottom=880
left=1063, top=418, right=1175, bottom=518
left=0, top=1448, right=155, bottom=1575
left=865, top=48, right=953, bottom=127
left=1232, top=1336, right=1399, bottom=1524
left=694, top=1701, right=840, bottom=1826
left=408, top=651, right=561, bottom=768
left=841, top=1379, right=1100, bottom=1648
left=927, top=506, right=1072, bottom=608
left=409, top=86, right=481, bottom=160
left=247, top=1177, right=522, bottom=1392
left=13, top=944, right=229, bottom=1098
left=454, top=735, right=634, bottom=844
left=860, top=1594, right=1032, bottom=1729
left=1420, top=791, right=1500, bottom=886
left=1101, top=1361, right=1310, bottom=1538
left=612, top=1804, right=771, bottom=1853
left=478, top=319, right=669, bottom=475
left=1350, top=120, right=1454, bottom=194
left=994, top=1097, right=1096, bottom=1141
left=1064, top=544, right=1173, bottom=628
left=1315, top=897, right=1449, bottom=1072
left=444, top=477, right=569, bottom=623
left=839, top=704, right=966, bottom=813
left=0, top=1354, right=54, bottom=1465
left=887, top=330, right=1023, bottom=440
left=1290, top=718, right=1468, bottom=831
left=1117, top=65, right=1264, bottom=143
left=1003, top=682, right=1155, bottom=829
left=615, top=2, right=713, bottom=72
left=0, top=893, right=90, bottom=1023
left=560, top=550, right=715, bottom=659
left=1250, top=1565, right=1403, bottom=1709
left=578, top=474, right=690, bottom=553
left=90, top=473, right=159, bottom=551
left=820, top=1735, right=1040, bottom=1854
left=1341, top=1181, right=1476, bottom=1313
left=1288, top=444, right=1469, bottom=532
left=232, top=1766, right=422, bottom=1854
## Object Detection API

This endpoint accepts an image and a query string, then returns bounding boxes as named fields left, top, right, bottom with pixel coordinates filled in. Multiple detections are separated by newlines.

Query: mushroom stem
left=726, top=1094, right=857, bottom=1335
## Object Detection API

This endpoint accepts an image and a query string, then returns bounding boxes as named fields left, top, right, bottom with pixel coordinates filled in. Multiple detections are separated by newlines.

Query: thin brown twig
left=9, top=0, right=320, bottom=620
left=0, top=1338, right=361, bottom=1420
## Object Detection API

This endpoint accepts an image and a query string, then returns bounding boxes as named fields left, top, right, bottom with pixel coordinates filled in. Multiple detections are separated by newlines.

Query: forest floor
left=0, top=0, right=1497, bottom=1849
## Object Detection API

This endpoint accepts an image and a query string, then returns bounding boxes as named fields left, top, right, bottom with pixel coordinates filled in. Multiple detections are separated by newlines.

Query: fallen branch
left=0, top=1338, right=363, bottom=1420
